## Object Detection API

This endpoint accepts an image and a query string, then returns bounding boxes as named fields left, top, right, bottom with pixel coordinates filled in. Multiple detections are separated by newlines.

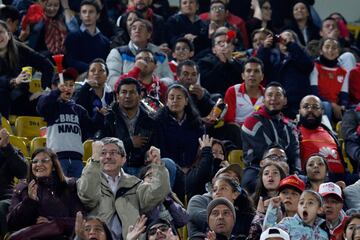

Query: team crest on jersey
left=337, top=75, right=344, bottom=83
left=319, top=147, right=337, bottom=159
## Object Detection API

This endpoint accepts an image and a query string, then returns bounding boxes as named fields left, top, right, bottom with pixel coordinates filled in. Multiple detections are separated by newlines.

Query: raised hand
left=127, top=215, right=147, bottom=240
left=28, top=179, right=39, bottom=201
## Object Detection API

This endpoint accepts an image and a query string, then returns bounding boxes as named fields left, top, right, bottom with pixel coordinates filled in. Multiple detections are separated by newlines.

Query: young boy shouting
left=276, top=190, right=330, bottom=239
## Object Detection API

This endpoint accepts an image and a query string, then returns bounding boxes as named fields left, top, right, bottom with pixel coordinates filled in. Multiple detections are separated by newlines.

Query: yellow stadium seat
left=83, top=139, right=93, bottom=165
left=227, top=149, right=245, bottom=169
left=1, top=116, right=13, bottom=134
left=14, top=116, right=47, bottom=142
left=336, top=121, right=342, bottom=139
left=30, top=137, right=47, bottom=156
left=9, top=135, right=29, bottom=158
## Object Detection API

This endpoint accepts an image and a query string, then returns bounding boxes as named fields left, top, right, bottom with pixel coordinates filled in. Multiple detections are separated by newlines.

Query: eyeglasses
left=211, top=6, right=225, bottom=12
left=101, top=150, right=122, bottom=157
left=301, top=104, right=322, bottom=110
left=148, top=224, right=170, bottom=236
left=31, top=158, right=51, bottom=164
left=264, top=154, right=287, bottom=162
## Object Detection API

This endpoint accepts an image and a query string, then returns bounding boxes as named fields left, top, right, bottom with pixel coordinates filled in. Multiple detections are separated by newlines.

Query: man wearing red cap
left=319, top=182, right=348, bottom=240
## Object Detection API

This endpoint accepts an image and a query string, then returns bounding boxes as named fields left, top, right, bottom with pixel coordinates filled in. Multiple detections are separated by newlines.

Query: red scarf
left=44, top=16, right=67, bottom=55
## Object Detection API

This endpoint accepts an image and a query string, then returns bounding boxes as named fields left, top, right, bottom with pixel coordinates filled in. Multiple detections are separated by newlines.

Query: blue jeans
left=59, top=158, right=84, bottom=178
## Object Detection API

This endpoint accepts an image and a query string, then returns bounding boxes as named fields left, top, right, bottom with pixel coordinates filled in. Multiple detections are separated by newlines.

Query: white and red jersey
left=310, top=62, right=348, bottom=103
left=224, top=83, right=264, bottom=125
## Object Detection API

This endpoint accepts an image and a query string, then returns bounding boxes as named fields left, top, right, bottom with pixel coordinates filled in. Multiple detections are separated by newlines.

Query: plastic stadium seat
left=30, top=137, right=47, bottom=156
left=1, top=116, right=13, bottom=134
left=227, top=149, right=245, bottom=169
left=14, top=116, right=47, bottom=142
left=83, top=140, right=93, bottom=165
left=9, top=135, right=29, bottom=158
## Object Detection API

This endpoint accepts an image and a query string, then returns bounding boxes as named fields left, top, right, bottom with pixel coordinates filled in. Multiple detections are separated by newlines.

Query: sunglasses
left=148, top=224, right=170, bottom=236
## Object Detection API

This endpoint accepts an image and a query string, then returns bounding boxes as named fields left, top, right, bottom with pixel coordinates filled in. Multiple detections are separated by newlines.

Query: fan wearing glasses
left=7, top=147, right=84, bottom=239
left=298, top=95, right=358, bottom=185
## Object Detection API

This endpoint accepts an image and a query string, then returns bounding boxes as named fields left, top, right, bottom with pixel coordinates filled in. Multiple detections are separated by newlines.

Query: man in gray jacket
left=77, top=137, right=170, bottom=239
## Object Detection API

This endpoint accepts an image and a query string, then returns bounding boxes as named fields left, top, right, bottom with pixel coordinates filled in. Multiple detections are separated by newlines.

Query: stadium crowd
left=0, top=0, right=360, bottom=239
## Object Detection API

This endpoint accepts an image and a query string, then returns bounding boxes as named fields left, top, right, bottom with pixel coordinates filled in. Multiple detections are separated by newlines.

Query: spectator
left=187, top=164, right=242, bottom=239
left=37, top=69, right=104, bottom=177
left=211, top=176, right=255, bottom=239
left=99, top=78, right=159, bottom=175
left=297, top=95, right=356, bottom=185
left=7, top=148, right=84, bottom=239
left=247, top=28, right=275, bottom=58
left=177, top=60, right=214, bottom=117
left=169, top=38, right=195, bottom=79
left=261, top=145, right=290, bottom=175
left=145, top=218, right=179, bottom=240
left=343, top=213, right=360, bottom=240
left=256, top=30, right=313, bottom=119
left=75, top=212, right=114, bottom=240
left=155, top=84, right=204, bottom=171
left=197, top=30, right=243, bottom=97
left=0, top=5, right=20, bottom=34
left=224, top=57, right=264, bottom=126
left=304, top=154, right=329, bottom=191
left=77, top=138, right=170, bottom=239
left=341, top=104, right=360, bottom=173
left=246, top=0, right=277, bottom=42
left=0, top=20, right=54, bottom=118
left=185, top=136, right=229, bottom=198
left=127, top=0, right=166, bottom=46
left=64, top=0, right=110, bottom=74
left=111, top=10, right=142, bottom=49
left=310, top=38, right=348, bottom=121
left=353, top=226, right=360, bottom=240
left=118, top=49, right=168, bottom=104
left=207, top=197, right=236, bottom=240
left=22, top=0, right=78, bottom=59
left=259, top=227, right=290, bottom=240
left=319, top=182, right=349, bottom=240
left=199, top=0, right=249, bottom=49
left=0, top=121, right=27, bottom=238
left=74, top=58, right=114, bottom=118
left=165, top=0, right=209, bottom=55
left=285, top=1, right=320, bottom=46
left=276, top=190, right=329, bottom=240
left=107, top=18, right=173, bottom=89
left=241, top=82, right=300, bottom=192
left=348, top=63, right=360, bottom=106
left=252, top=163, right=286, bottom=208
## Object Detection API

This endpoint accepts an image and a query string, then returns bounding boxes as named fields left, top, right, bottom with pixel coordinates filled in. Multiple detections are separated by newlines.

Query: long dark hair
left=0, top=20, right=19, bottom=72
left=165, top=83, right=202, bottom=129
left=213, top=176, right=255, bottom=215
left=252, top=162, right=286, bottom=207
left=28, top=147, right=67, bottom=184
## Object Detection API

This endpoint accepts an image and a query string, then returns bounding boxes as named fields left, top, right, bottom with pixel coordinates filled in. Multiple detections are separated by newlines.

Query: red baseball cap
left=278, top=175, right=305, bottom=193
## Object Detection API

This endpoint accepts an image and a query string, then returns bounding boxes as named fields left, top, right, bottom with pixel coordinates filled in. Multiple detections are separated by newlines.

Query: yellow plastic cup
left=21, top=66, right=32, bottom=82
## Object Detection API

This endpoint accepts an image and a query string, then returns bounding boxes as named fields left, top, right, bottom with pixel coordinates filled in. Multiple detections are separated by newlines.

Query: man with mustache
left=298, top=95, right=349, bottom=183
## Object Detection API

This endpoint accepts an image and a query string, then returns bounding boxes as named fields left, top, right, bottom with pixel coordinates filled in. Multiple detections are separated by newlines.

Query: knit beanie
left=207, top=197, right=236, bottom=221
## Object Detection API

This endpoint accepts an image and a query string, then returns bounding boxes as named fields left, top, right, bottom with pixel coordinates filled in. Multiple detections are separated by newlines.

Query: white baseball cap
left=319, top=182, right=343, bottom=201
left=260, top=227, right=290, bottom=240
